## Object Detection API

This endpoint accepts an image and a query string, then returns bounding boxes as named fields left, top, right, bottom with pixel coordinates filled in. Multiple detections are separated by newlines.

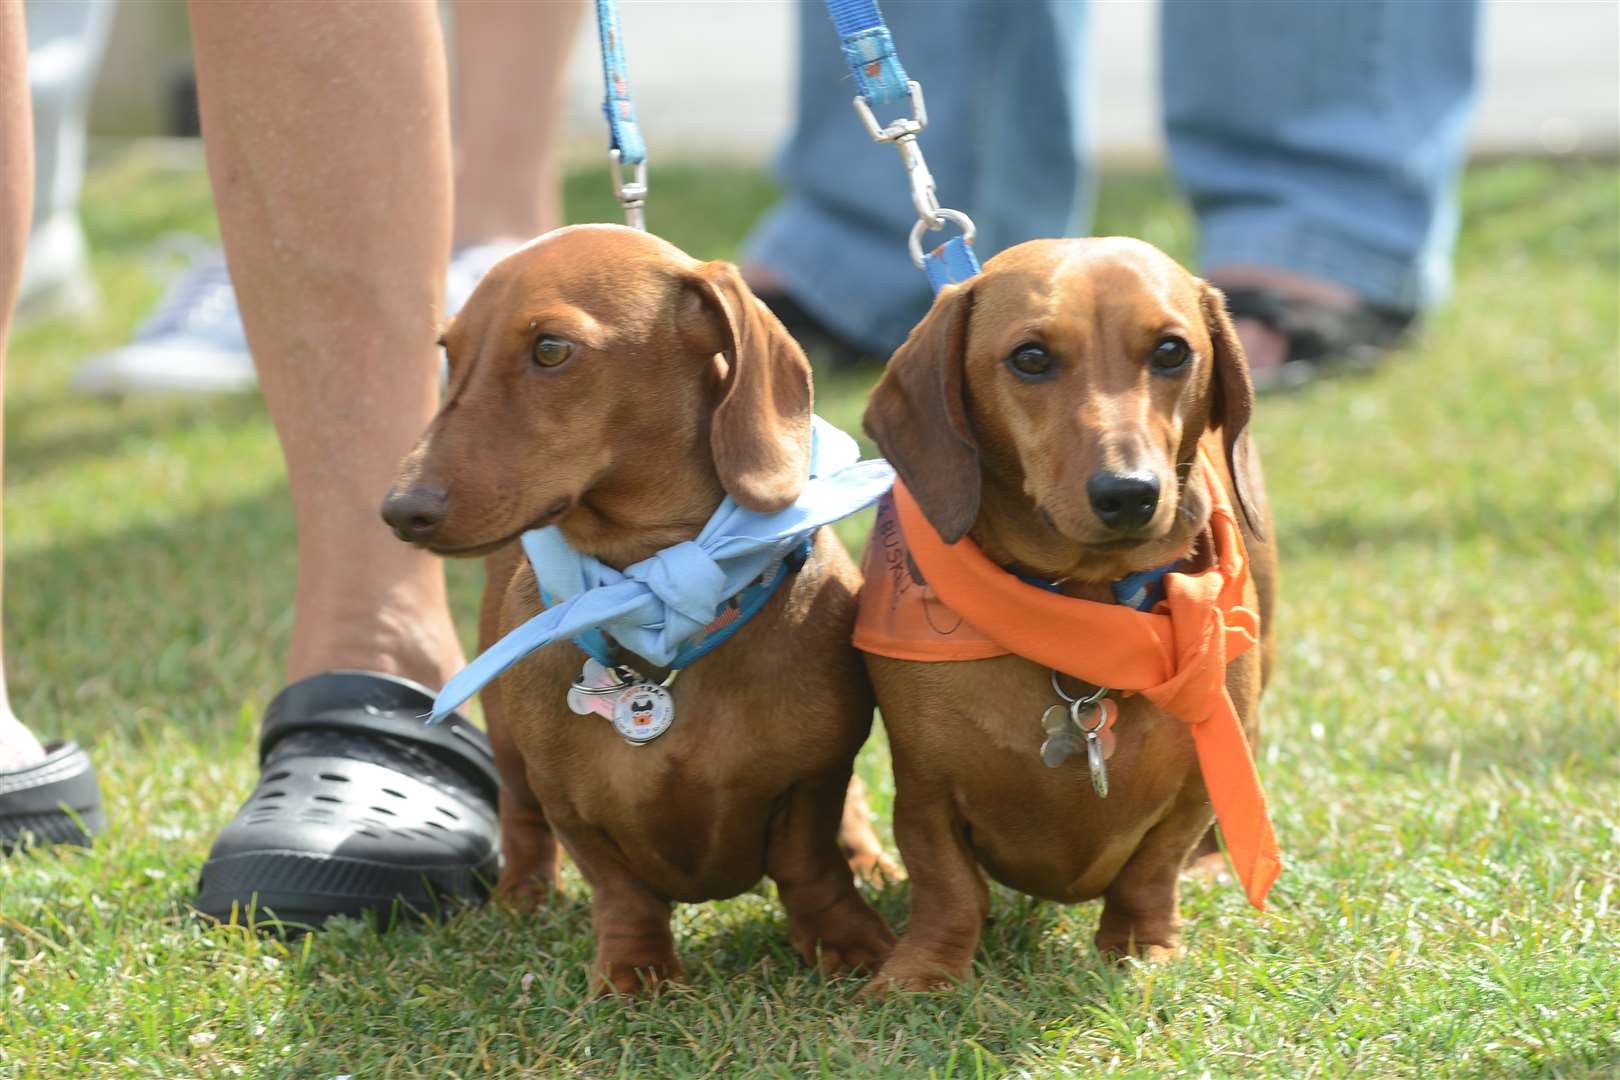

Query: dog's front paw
left=859, top=952, right=969, bottom=997
left=1094, top=933, right=1183, bottom=964
left=494, top=871, right=561, bottom=913
left=590, top=955, right=682, bottom=997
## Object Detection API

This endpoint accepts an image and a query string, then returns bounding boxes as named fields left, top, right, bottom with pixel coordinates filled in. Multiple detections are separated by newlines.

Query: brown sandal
left=1220, top=285, right=1413, bottom=393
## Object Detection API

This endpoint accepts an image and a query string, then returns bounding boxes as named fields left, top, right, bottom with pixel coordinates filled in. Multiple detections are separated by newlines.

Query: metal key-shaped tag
left=1073, top=697, right=1118, bottom=798
left=1039, top=704, right=1083, bottom=768
left=611, top=682, right=675, bottom=744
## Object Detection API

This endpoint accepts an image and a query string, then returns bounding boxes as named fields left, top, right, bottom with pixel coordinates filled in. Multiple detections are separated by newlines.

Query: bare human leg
left=0, top=0, right=46, bottom=772
left=187, top=1, right=503, bottom=925
left=188, top=0, right=462, bottom=691
left=451, top=0, right=583, bottom=248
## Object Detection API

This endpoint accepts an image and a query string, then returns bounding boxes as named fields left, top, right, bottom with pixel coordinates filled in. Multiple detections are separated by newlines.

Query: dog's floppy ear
left=863, top=280, right=980, bottom=543
left=685, top=261, right=814, bottom=512
left=1201, top=283, right=1268, bottom=541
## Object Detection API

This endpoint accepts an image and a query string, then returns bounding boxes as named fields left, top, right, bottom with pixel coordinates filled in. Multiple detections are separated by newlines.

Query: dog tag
left=1072, top=697, right=1118, bottom=798
left=611, top=682, right=675, bottom=744
left=1039, top=704, right=1083, bottom=768
left=1084, top=730, right=1109, bottom=798
left=568, top=658, right=633, bottom=718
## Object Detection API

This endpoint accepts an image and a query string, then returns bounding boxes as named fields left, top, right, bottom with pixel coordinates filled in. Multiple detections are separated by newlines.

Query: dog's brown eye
left=532, top=336, right=573, bottom=368
left=1007, top=345, right=1054, bottom=380
left=1150, top=336, right=1191, bottom=373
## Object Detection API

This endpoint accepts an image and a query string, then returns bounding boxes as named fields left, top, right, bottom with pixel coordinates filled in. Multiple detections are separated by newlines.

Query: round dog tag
left=611, top=683, right=675, bottom=744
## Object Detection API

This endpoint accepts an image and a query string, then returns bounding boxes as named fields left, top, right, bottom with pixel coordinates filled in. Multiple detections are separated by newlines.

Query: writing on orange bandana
left=854, top=448, right=1282, bottom=909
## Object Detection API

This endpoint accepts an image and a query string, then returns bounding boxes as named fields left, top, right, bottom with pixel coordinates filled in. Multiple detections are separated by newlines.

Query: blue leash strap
left=820, top=0, right=979, bottom=292
left=824, top=0, right=911, bottom=106
left=922, top=235, right=981, bottom=293
left=595, top=0, right=648, bottom=228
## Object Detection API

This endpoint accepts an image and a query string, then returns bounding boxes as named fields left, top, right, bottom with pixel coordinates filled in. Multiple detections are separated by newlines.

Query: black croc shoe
left=1, top=741, right=105, bottom=854
left=195, top=671, right=499, bottom=931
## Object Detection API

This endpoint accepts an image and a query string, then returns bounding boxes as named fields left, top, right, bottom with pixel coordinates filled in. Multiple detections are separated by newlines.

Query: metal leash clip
left=609, top=149, right=648, bottom=231
left=852, top=80, right=977, bottom=269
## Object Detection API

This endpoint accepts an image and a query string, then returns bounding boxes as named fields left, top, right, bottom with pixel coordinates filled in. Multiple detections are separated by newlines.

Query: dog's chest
left=518, top=646, right=849, bottom=783
left=887, top=655, right=1207, bottom=900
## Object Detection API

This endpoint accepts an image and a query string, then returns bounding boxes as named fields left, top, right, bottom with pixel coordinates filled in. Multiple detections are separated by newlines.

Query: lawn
left=1, top=148, right=1616, bottom=1078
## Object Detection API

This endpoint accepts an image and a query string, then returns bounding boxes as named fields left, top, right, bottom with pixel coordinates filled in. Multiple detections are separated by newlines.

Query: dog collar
left=540, top=534, right=813, bottom=672
left=1008, top=562, right=1179, bottom=613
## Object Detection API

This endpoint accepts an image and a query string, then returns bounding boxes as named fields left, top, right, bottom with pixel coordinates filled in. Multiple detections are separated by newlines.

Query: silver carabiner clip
left=908, top=208, right=977, bottom=270
left=851, top=81, right=928, bottom=143
left=609, top=149, right=648, bottom=231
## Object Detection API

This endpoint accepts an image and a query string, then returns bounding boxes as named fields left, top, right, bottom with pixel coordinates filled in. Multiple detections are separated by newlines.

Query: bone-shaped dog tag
left=568, top=658, right=631, bottom=716
left=1039, top=704, right=1083, bottom=768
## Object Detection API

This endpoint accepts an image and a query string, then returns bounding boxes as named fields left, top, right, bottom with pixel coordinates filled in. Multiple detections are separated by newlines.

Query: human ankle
left=0, top=705, right=48, bottom=771
left=1232, top=316, right=1289, bottom=374
left=1205, top=264, right=1359, bottom=309
left=285, top=587, right=466, bottom=693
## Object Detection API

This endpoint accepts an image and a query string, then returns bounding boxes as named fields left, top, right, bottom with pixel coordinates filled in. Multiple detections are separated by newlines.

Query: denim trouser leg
left=744, top=0, right=1088, bottom=355
left=1162, top=0, right=1481, bottom=314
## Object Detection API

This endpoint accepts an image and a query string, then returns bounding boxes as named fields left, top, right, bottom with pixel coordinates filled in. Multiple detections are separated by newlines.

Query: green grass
left=2, top=148, right=1616, bottom=1078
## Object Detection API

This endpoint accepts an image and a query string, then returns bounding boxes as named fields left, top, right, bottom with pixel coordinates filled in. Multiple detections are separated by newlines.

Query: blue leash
left=595, top=0, right=648, bottom=228
left=821, top=0, right=980, bottom=292
left=822, top=2, right=1184, bottom=606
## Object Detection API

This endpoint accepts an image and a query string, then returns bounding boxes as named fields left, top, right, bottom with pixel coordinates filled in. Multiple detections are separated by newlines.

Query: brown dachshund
left=858, top=237, right=1278, bottom=992
left=384, top=225, right=894, bottom=994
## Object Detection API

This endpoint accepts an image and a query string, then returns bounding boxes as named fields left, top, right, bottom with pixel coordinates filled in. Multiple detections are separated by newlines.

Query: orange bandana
left=855, top=449, right=1282, bottom=909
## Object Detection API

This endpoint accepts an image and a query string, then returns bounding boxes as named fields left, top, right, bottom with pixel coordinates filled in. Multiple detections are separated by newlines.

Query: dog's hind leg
left=838, top=774, right=905, bottom=885
left=768, top=769, right=896, bottom=978
left=1181, top=824, right=1231, bottom=884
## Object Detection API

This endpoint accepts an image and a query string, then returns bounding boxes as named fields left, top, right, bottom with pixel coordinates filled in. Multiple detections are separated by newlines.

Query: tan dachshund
left=858, top=237, right=1278, bottom=992
left=384, top=225, right=894, bottom=994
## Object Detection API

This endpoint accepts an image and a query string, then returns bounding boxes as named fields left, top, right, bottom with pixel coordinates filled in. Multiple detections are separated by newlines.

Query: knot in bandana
left=430, top=417, right=894, bottom=723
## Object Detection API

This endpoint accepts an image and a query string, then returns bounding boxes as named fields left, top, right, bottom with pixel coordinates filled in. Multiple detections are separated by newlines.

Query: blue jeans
left=744, top=0, right=1480, bottom=355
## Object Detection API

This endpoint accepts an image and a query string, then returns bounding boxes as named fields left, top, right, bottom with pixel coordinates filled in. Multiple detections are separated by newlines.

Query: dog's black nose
left=1087, top=471, right=1160, bottom=531
left=381, top=485, right=449, bottom=543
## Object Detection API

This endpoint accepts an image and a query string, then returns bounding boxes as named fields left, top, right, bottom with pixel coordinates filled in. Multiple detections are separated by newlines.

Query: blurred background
left=5, top=4, right=1617, bottom=1073
left=81, top=0, right=1620, bottom=163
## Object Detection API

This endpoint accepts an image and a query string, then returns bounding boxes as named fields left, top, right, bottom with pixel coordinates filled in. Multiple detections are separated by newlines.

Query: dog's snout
left=1086, top=471, right=1160, bottom=531
left=381, top=485, right=449, bottom=543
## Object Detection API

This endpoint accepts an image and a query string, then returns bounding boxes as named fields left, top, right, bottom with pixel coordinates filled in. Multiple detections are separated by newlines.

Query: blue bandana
left=430, top=418, right=894, bottom=723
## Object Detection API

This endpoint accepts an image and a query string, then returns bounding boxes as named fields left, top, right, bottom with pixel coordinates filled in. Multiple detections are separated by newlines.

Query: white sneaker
left=446, top=241, right=518, bottom=315
left=73, top=240, right=521, bottom=397
left=73, top=241, right=255, bottom=397
left=17, top=212, right=97, bottom=324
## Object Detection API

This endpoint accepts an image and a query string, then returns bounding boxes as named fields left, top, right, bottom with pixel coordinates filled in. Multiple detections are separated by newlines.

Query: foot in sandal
left=1207, top=265, right=1413, bottom=393
left=194, top=671, right=499, bottom=932
left=1, top=709, right=104, bottom=855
